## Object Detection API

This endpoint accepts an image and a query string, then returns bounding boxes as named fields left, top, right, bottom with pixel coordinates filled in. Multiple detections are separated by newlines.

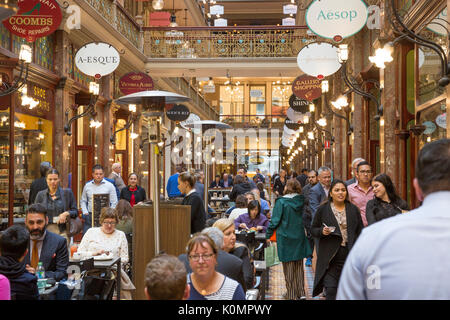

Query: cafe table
left=69, top=256, right=121, bottom=300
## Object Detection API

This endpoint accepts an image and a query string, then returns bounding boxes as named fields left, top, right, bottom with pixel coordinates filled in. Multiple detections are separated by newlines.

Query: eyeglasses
left=102, top=221, right=116, bottom=226
left=188, top=253, right=214, bottom=262
left=359, top=170, right=372, bottom=175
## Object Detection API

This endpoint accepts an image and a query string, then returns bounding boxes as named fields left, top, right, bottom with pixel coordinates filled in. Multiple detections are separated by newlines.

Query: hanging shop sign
left=286, top=107, right=305, bottom=123
left=119, top=72, right=154, bottom=95
left=203, top=84, right=216, bottom=93
left=210, top=5, right=224, bottom=15
left=249, top=156, right=265, bottom=165
left=324, top=140, right=331, bottom=149
left=180, top=112, right=201, bottom=133
left=283, top=4, right=298, bottom=15
left=250, top=89, right=263, bottom=98
left=166, top=104, right=190, bottom=122
left=75, top=42, right=120, bottom=79
left=292, top=75, right=322, bottom=101
left=305, top=0, right=368, bottom=41
left=436, top=113, right=447, bottom=129
left=282, top=17, right=296, bottom=26
left=284, top=118, right=301, bottom=131
left=3, top=0, right=62, bottom=42
left=422, top=121, right=437, bottom=135
left=289, top=94, right=310, bottom=112
left=214, top=18, right=227, bottom=27
left=297, top=43, right=341, bottom=79
left=427, top=8, right=447, bottom=36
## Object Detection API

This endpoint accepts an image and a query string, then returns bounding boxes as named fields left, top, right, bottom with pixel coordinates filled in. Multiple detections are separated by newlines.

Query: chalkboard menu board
left=92, top=194, right=110, bottom=227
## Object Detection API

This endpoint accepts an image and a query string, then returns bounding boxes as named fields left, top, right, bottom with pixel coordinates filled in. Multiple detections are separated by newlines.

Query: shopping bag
left=264, top=243, right=280, bottom=267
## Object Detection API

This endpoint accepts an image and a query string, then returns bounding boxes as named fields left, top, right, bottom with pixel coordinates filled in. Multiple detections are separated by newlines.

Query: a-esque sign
left=75, top=42, right=120, bottom=79
left=306, top=0, right=368, bottom=41
left=3, top=0, right=62, bottom=42
left=297, top=43, right=341, bottom=79
left=289, top=94, right=309, bottom=112
left=166, top=104, right=190, bottom=122
left=292, top=75, right=322, bottom=101
left=119, top=72, right=154, bottom=95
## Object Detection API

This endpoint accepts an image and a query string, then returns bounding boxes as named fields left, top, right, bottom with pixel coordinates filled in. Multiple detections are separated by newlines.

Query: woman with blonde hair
left=213, top=218, right=254, bottom=291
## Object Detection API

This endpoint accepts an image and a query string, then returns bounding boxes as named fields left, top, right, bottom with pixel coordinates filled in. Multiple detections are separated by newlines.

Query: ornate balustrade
left=143, top=26, right=309, bottom=58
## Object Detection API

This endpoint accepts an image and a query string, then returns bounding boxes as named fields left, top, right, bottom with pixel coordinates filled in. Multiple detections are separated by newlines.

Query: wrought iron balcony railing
left=83, top=0, right=143, bottom=50
left=143, top=26, right=308, bottom=58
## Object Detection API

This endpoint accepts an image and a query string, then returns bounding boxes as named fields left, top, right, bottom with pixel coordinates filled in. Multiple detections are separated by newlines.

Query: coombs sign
left=3, top=0, right=62, bottom=42
left=119, top=72, right=154, bottom=95
left=305, top=0, right=368, bottom=41
left=75, top=42, right=120, bottom=79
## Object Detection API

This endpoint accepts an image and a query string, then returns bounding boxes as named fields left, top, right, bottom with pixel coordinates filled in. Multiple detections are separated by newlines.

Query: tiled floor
left=265, top=260, right=322, bottom=300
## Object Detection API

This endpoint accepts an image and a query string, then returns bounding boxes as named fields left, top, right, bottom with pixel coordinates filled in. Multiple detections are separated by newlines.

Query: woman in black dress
left=120, top=173, right=146, bottom=207
left=366, top=173, right=409, bottom=225
left=179, top=171, right=206, bottom=234
left=311, top=179, right=363, bottom=300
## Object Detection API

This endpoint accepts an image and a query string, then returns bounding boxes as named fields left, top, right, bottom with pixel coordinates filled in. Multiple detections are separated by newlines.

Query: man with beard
left=23, top=203, right=69, bottom=282
left=0, top=225, right=39, bottom=300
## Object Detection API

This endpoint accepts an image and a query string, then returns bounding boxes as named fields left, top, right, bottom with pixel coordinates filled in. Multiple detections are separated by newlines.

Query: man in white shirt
left=337, top=139, right=450, bottom=300
left=81, top=164, right=118, bottom=234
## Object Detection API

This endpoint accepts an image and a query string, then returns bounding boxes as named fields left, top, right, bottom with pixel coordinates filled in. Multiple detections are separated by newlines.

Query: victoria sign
left=3, top=0, right=62, bottom=42
left=119, top=72, right=154, bottom=95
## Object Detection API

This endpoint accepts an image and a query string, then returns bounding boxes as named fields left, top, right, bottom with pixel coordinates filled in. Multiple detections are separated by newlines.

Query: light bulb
left=152, top=0, right=164, bottom=10
left=129, top=104, right=136, bottom=113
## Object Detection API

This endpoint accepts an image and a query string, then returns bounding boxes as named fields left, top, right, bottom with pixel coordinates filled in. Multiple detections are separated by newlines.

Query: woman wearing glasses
left=77, top=207, right=135, bottom=299
left=186, top=233, right=245, bottom=300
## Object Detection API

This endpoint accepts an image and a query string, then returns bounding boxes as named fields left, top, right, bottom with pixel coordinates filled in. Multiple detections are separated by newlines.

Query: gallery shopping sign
left=306, top=0, right=368, bottom=41
left=75, top=42, right=120, bottom=79
left=119, top=72, right=154, bottom=95
left=3, top=0, right=62, bottom=42
left=292, top=75, right=322, bottom=101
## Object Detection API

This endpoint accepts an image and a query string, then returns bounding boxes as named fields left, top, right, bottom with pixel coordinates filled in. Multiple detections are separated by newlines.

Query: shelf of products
left=208, top=188, right=232, bottom=213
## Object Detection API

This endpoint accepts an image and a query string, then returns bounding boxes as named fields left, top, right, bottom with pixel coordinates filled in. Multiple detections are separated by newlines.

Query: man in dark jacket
left=296, top=168, right=309, bottom=188
left=229, top=175, right=253, bottom=202
left=23, top=204, right=69, bottom=282
left=302, top=170, right=318, bottom=267
left=178, top=227, right=247, bottom=291
left=0, top=225, right=39, bottom=300
left=28, top=161, right=51, bottom=205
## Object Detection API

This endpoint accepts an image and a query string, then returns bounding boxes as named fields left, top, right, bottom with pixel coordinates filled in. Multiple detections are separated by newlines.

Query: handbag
left=66, top=216, right=83, bottom=237
left=264, top=243, right=280, bottom=267
left=60, top=188, right=83, bottom=237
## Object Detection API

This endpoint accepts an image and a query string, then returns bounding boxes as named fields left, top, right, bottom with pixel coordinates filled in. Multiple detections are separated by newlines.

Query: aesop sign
left=306, top=0, right=368, bottom=40
left=75, top=42, right=120, bottom=79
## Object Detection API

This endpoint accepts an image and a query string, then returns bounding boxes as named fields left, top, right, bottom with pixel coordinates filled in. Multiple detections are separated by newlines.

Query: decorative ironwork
left=144, top=26, right=308, bottom=58
left=115, top=7, right=140, bottom=48
left=85, top=0, right=114, bottom=22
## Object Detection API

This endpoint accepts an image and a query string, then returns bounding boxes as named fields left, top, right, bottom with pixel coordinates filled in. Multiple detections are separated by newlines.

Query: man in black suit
left=28, top=161, right=51, bottom=205
left=178, top=227, right=247, bottom=291
left=179, top=172, right=206, bottom=234
left=296, top=168, right=309, bottom=188
left=23, top=203, right=69, bottom=282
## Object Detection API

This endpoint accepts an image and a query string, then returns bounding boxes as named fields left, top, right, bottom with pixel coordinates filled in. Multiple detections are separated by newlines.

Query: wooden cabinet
left=132, top=203, right=191, bottom=300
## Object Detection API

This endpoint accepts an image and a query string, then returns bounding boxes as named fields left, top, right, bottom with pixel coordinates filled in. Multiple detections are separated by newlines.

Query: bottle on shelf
left=36, top=262, right=45, bottom=279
